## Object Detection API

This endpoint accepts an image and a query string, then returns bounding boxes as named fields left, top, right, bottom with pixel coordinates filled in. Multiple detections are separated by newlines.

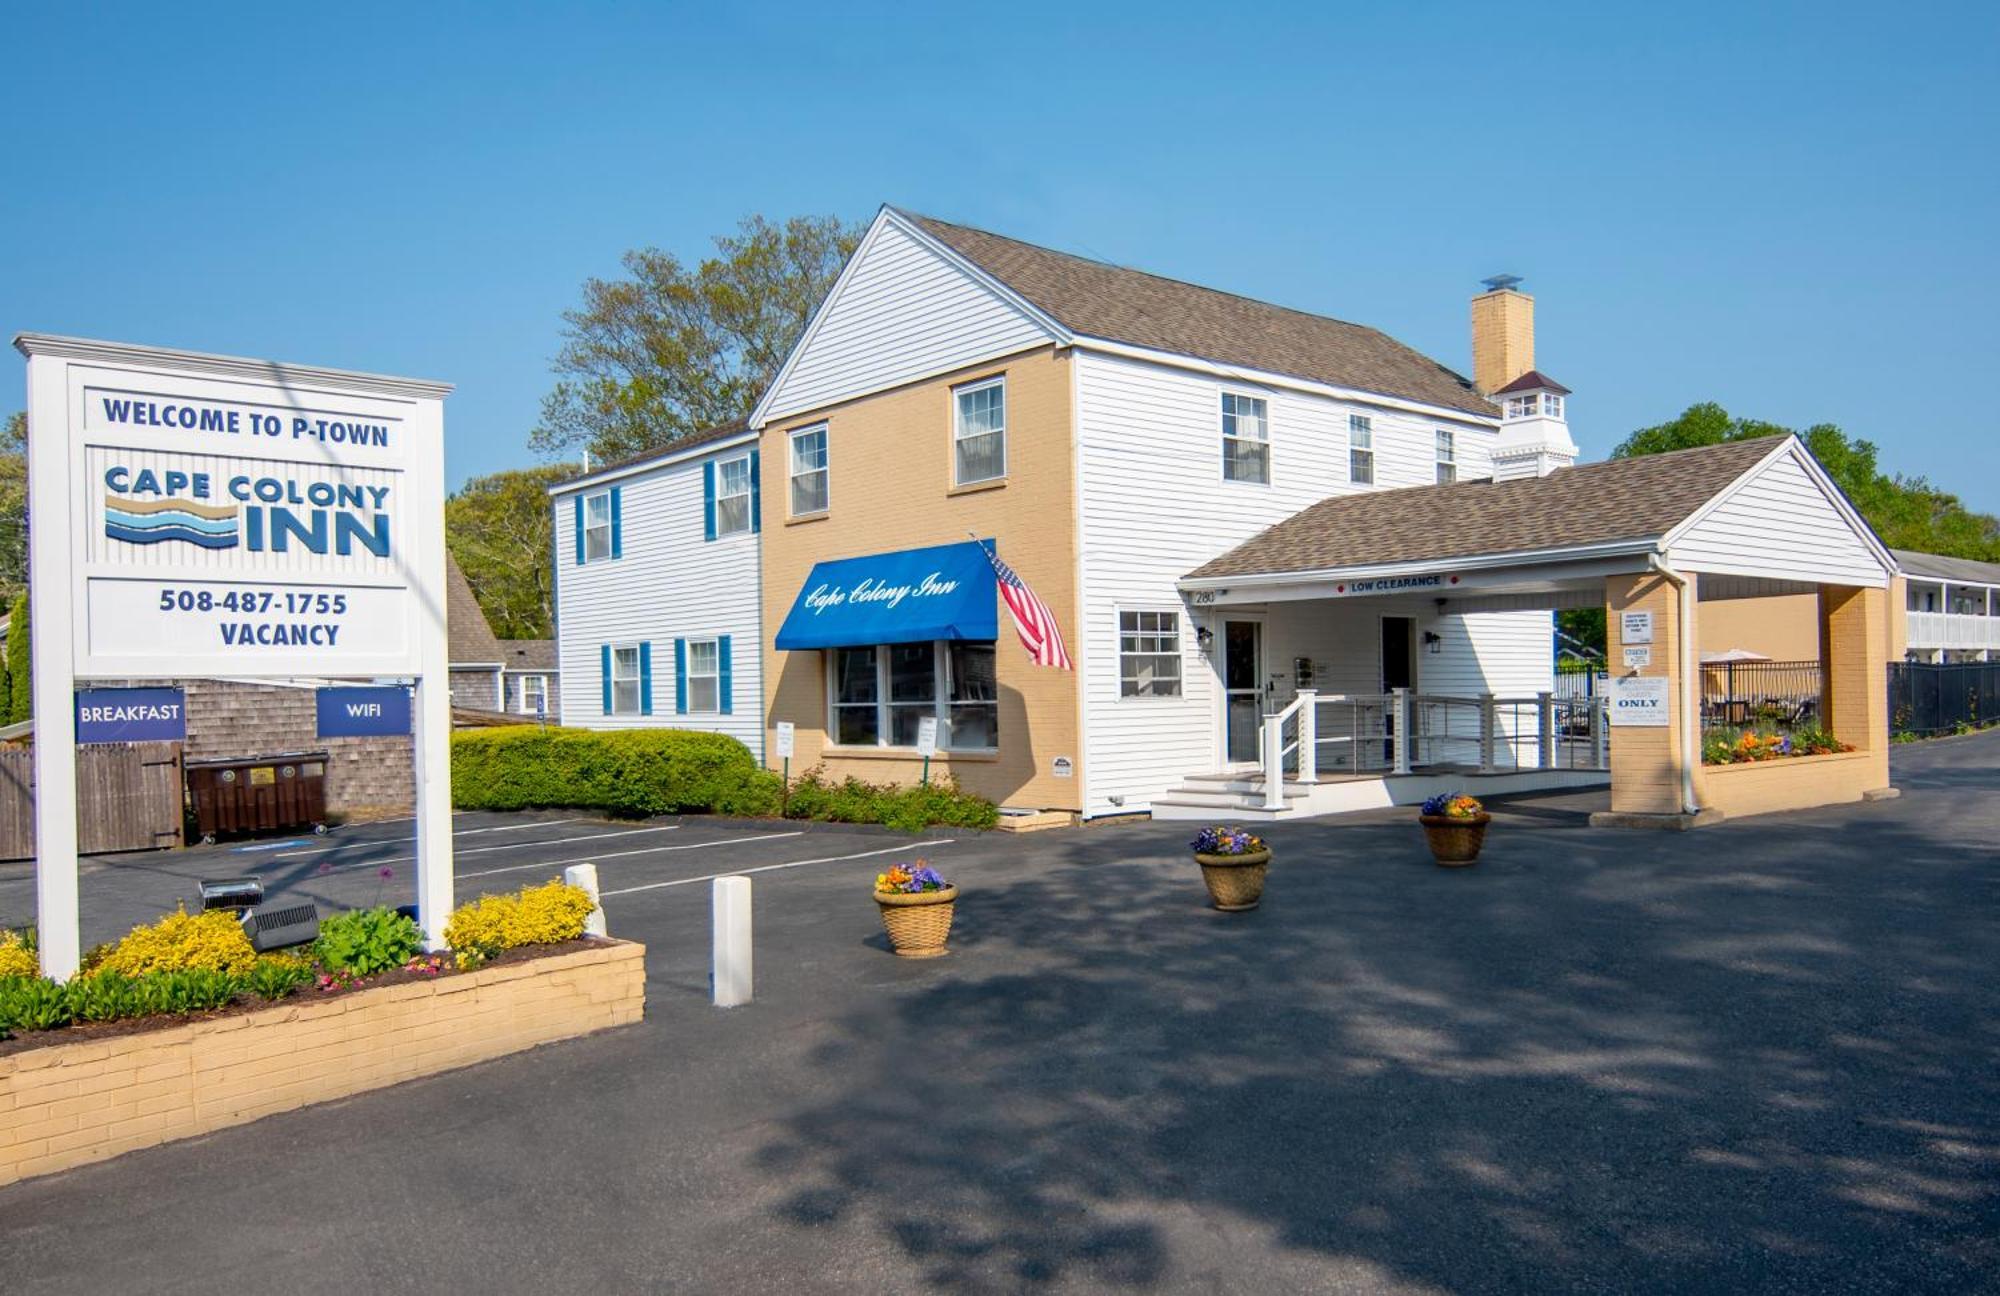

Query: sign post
left=16, top=334, right=455, bottom=976
left=774, top=720, right=795, bottom=816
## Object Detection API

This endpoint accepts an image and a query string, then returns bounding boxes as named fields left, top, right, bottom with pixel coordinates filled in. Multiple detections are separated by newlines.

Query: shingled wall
left=175, top=679, right=412, bottom=819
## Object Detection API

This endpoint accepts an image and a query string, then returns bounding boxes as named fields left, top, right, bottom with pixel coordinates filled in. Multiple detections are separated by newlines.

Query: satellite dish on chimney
left=1481, top=274, right=1524, bottom=293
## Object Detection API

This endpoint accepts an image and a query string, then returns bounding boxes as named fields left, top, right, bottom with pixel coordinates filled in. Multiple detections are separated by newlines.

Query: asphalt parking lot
left=3, top=732, right=1999, bottom=1293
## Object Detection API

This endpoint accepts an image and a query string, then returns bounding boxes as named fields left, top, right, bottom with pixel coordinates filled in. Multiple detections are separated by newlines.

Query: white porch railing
left=1263, top=690, right=1609, bottom=799
left=1907, top=611, right=2000, bottom=651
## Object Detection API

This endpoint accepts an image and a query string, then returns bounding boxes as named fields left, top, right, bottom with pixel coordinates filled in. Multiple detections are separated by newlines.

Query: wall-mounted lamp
left=1422, top=630, right=1444, bottom=655
left=1195, top=625, right=1215, bottom=652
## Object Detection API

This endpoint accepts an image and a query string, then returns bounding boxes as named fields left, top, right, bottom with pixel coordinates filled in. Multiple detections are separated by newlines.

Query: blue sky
left=5, top=2, right=1996, bottom=509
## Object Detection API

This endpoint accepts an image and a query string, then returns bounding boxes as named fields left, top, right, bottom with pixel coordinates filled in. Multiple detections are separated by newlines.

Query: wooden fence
left=0, top=742, right=186, bottom=861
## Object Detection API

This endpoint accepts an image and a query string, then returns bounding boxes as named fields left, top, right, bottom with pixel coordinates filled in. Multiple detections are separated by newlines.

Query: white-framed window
left=583, top=491, right=613, bottom=562
left=953, top=376, right=1006, bottom=485
left=1435, top=429, right=1457, bottom=484
left=827, top=640, right=999, bottom=750
left=1348, top=415, right=1374, bottom=486
left=517, top=675, right=548, bottom=716
left=789, top=424, right=828, bottom=516
left=1506, top=394, right=1538, bottom=419
left=1544, top=393, right=1563, bottom=419
left=1221, top=393, right=1270, bottom=484
left=685, top=637, right=721, bottom=713
left=1119, top=610, right=1182, bottom=698
left=609, top=644, right=643, bottom=716
left=714, top=454, right=753, bottom=537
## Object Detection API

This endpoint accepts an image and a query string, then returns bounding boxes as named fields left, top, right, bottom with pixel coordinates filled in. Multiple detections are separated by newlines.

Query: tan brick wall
left=0, top=940, right=645, bottom=1188
left=760, top=345, right=1083, bottom=811
left=1470, top=289, right=1534, bottom=394
left=1698, top=749, right=1883, bottom=819
left=1606, top=572, right=1692, bottom=815
left=1888, top=576, right=1908, bottom=661
left=1697, top=593, right=1821, bottom=662
left=1821, top=584, right=1893, bottom=756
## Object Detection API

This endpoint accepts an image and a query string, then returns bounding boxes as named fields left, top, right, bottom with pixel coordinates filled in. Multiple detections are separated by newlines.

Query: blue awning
left=775, top=539, right=997, bottom=650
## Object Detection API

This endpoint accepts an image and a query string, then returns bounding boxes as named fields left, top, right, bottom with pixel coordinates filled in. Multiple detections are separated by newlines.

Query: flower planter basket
left=1419, top=813, right=1490, bottom=866
left=1194, top=848, right=1270, bottom=911
left=875, top=885, right=958, bottom=958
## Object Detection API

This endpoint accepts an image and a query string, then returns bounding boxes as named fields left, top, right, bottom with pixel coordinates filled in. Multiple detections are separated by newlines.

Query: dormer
left=1489, top=370, right=1579, bottom=481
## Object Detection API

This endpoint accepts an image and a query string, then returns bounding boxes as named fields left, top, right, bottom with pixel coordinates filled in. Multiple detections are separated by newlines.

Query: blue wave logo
left=104, top=495, right=241, bottom=549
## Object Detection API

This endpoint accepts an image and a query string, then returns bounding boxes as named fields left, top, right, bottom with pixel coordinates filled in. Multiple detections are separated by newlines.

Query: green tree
left=531, top=214, right=863, bottom=464
left=0, top=411, right=25, bottom=604
left=1612, top=402, right=2000, bottom=562
left=6, top=591, right=28, bottom=725
left=445, top=463, right=580, bottom=639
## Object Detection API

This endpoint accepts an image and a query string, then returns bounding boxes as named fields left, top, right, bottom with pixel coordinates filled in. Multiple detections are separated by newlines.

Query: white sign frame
left=774, top=720, right=796, bottom=759
left=18, top=334, right=456, bottom=977
left=1607, top=675, right=1671, bottom=727
left=1620, top=611, right=1655, bottom=646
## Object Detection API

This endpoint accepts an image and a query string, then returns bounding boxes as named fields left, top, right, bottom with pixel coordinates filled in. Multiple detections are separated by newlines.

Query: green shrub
left=450, top=725, right=782, bottom=818
left=66, top=971, right=142, bottom=1022
left=97, top=906, right=258, bottom=978
left=315, top=907, right=422, bottom=977
left=247, top=954, right=315, bottom=1001
left=0, top=976, right=73, bottom=1032
left=0, top=927, right=37, bottom=980
left=781, top=768, right=1000, bottom=833
left=444, top=879, right=596, bottom=959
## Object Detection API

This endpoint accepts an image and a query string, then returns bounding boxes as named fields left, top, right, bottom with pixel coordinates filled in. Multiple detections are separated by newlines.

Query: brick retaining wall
left=0, top=939, right=645, bottom=1187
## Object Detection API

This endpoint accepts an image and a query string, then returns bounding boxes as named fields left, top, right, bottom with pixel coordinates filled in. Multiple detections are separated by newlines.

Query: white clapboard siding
left=1073, top=349, right=1502, bottom=816
left=758, top=216, right=1057, bottom=424
left=1667, top=447, right=1888, bottom=586
left=551, top=450, right=763, bottom=755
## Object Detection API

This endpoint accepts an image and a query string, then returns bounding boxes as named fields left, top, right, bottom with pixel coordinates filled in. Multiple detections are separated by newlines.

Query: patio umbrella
left=1700, top=647, right=1772, bottom=664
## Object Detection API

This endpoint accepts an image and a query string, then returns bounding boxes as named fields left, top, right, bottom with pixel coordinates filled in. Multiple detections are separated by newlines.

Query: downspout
left=1645, top=553, right=1701, bottom=816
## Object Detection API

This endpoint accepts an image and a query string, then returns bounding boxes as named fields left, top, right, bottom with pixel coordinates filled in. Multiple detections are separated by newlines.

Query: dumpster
left=185, top=752, right=330, bottom=844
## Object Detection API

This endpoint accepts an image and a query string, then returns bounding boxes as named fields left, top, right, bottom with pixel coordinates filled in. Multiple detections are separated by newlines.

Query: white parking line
left=453, top=817, right=586, bottom=837
left=269, top=817, right=591, bottom=861
left=458, top=831, right=807, bottom=880
left=600, top=839, right=954, bottom=897
left=279, top=823, right=679, bottom=867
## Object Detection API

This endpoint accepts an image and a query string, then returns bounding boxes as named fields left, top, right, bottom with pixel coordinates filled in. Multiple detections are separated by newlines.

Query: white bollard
left=563, top=863, right=608, bottom=938
left=712, top=875, right=753, bottom=1007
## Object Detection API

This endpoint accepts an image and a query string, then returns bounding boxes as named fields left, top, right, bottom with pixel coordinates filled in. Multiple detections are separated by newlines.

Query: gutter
left=1646, top=553, right=1701, bottom=816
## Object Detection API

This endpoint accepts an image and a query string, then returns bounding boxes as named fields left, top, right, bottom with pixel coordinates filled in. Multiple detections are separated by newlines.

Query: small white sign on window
left=1622, top=646, right=1652, bottom=669
left=1608, top=676, right=1670, bottom=727
left=775, top=721, right=795, bottom=759
left=1620, top=611, right=1655, bottom=645
left=915, top=716, right=939, bottom=757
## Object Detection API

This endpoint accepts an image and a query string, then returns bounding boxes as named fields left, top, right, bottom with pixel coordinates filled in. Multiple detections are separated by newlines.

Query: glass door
left=1224, top=620, right=1263, bottom=765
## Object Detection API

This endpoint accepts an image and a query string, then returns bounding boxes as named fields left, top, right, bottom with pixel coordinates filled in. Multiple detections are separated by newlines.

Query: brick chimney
left=1470, top=274, right=1534, bottom=395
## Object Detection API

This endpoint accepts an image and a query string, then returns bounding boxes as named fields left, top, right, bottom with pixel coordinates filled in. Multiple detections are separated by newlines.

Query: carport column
left=1819, top=584, right=1892, bottom=789
left=1605, top=572, right=1695, bottom=815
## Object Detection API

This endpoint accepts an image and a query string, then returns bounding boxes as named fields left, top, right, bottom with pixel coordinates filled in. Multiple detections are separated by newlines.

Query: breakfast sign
left=17, top=333, right=458, bottom=977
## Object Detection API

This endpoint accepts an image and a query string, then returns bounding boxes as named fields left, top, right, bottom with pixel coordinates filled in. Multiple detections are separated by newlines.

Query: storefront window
left=826, top=640, right=999, bottom=750
left=833, top=647, right=879, bottom=745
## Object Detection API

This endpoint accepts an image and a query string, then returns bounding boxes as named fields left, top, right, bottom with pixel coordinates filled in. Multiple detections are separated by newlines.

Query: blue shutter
left=573, top=496, right=585, bottom=565
left=702, top=462, right=717, bottom=542
left=639, top=641, right=653, bottom=716
left=748, top=450, right=761, bottom=534
left=609, top=487, right=623, bottom=559
left=718, top=636, right=734, bottom=714
left=674, top=638, right=689, bottom=715
left=600, top=644, right=612, bottom=714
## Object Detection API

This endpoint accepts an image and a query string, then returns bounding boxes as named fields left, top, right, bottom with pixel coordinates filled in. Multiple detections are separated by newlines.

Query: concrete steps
left=1149, top=771, right=1312, bottom=820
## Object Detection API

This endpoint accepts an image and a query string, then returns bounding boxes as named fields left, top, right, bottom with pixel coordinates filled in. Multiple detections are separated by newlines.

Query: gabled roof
left=1186, top=437, right=1787, bottom=582
left=1893, top=549, right=2000, bottom=585
left=555, top=420, right=752, bottom=493
left=445, top=553, right=504, bottom=665
left=501, top=639, right=557, bottom=671
left=899, top=212, right=1498, bottom=420
left=1492, top=370, right=1571, bottom=396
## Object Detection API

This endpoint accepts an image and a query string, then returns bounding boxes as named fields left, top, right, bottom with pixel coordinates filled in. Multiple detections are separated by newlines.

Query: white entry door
left=1224, top=620, right=1263, bottom=765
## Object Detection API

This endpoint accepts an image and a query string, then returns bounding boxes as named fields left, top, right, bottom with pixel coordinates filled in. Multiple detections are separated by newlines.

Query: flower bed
left=1702, top=724, right=1854, bottom=766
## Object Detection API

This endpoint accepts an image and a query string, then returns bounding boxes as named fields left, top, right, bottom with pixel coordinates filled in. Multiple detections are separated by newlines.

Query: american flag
left=978, top=541, right=1072, bottom=670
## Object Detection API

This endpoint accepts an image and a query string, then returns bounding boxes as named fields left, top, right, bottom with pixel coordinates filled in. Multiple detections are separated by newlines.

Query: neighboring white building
left=1896, top=549, right=2000, bottom=662
left=549, top=423, right=764, bottom=756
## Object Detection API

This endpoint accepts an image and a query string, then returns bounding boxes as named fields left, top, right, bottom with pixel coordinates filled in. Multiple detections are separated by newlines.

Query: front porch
left=1152, top=690, right=1610, bottom=819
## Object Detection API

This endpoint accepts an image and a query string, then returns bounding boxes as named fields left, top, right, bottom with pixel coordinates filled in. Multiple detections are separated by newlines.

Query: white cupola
left=1488, top=370, right=1579, bottom=480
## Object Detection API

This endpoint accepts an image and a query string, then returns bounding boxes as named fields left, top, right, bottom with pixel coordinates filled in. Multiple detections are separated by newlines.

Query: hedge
left=450, top=725, right=781, bottom=818
left=782, top=768, right=1001, bottom=833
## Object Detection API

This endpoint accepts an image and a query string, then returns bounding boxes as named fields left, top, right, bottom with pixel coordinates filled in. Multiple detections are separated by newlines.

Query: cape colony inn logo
left=100, top=463, right=393, bottom=557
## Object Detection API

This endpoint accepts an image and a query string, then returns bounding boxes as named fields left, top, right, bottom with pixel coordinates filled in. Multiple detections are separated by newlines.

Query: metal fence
left=1699, top=659, right=1822, bottom=735
left=1555, top=664, right=1607, bottom=700
left=1888, top=661, right=2000, bottom=737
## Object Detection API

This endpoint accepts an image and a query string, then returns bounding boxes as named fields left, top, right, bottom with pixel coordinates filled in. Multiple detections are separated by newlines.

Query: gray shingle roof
left=902, top=212, right=1497, bottom=420
left=557, top=420, right=751, bottom=491
left=501, top=639, right=556, bottom=670
left=1186, top=437, right=1787, bottom=582
left=1892, top=549, right=2000, bottom=585
left=445, top=553, right=504, bottom=664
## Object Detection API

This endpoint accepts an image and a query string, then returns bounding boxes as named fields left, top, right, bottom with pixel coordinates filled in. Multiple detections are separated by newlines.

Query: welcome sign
left=30, top=349, right=436, bottom=678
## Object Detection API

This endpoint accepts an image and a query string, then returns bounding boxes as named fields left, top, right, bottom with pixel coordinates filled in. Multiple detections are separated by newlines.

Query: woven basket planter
left=1193, top=848, right=1270, bottom=911
left=1419, top=813, right=1490, bottom=867
left=875, top=885, right=958, bottom=958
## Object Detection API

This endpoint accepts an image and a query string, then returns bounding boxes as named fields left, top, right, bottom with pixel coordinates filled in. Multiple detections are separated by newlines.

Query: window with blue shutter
left=718, top=635, right=734, bottom=714
left=748, top=451, right=761, bottom=533
left=600, top=644, right=612, bottom=713
left=638, top=640, right=653, bottom=716
left=674, top=638, right=689, bottom=714
left=702, top=462, right=717, bottom=542
left=609, top=487, right=623, bottom=559
left=574, top=496, right=585, bottom=566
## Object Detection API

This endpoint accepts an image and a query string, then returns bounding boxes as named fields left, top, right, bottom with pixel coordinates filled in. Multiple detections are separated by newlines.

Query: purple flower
left=378, top=866, right=394, bottom=881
